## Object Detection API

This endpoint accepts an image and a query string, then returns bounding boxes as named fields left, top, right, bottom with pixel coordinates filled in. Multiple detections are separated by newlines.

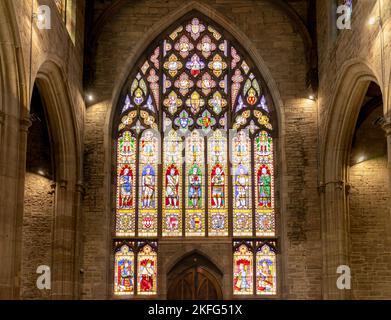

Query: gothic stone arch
left=320, top=59, right=382, bottom=299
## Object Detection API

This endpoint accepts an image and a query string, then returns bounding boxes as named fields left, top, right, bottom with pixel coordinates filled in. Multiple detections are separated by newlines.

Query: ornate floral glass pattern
left=162, top=17, right=229, bottom=134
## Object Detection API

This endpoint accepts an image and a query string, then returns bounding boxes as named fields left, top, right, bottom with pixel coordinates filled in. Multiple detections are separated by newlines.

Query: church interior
left=0, top=0, right=390, bottom=300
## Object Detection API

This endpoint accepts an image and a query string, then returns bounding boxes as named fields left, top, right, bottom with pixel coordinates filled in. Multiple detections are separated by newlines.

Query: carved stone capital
left=48, top=183, right=56, bottom=195
left=318, top=180, right=345, bottom=194
left=382, top=121, right=391, bottom=137
left=59, top=179, right=68, bottom=189
left=76, top=181, right=85, bottom=195
left=19, top=116, right=32, bottom=132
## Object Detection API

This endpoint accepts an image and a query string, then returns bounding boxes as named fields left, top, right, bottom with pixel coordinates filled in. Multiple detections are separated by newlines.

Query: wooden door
left=167, top=267, right=222, bottom=300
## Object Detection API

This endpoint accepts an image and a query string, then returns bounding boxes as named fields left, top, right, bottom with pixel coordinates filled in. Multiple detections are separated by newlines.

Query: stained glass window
left=114, top=241, right=158, bottom=296
left=208, top=130, right=228, bottom=236
left=255, top=131, right=275, bottom=236
left=138, top=130, right=159, bottom=237
left=114, top=245, right=135, bottom=295
left=163, top=130, right=183, bottom=236
left=185, top=131, right=205, bottom=236
left=233, top=241, right=277, bottom=296
left=233, top=242, right=253, bottom=295
left=116, top=131, right=136, bottom=237
left=232, top=131, right=252, bottom=236
left=137, top=243, right=158, bottom=295
left=114, top=14, right=278, bottom=298
left=256, top=243, right=277, bottom=295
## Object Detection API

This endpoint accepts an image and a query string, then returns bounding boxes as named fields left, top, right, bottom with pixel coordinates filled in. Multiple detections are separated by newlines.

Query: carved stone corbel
left=76, top=181, right=85, bottom=197
left=19, top=116, right=32, bottom=132
left=382, top=120, right=391, bottom=137
left=59, top=179, right=68, bottom=189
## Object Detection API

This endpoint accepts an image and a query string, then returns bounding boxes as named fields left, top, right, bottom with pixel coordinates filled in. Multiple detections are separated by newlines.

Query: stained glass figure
left=186, top=54, right=205, bottom=77
left=232, top=131, right=252, bottom=236
left=163, top=130, right=183, bottom=236
left=186, top=91, right=205, bottom=114
left=185, top=131, right=205, bottom=236
left=137, top=244, right=157, bottom=295
left=114, top=245, right=135, bottom=295
left=209, top=91, right=227, bottom=115
left=116, top=131, right=137, bottom=236
left=208, top=130, right=228, bottom=236
left=255, top=131, right=275, bottom=236
left=138, top=130, right=159, bottom=237
left=233, top=243, right=253, bottom=295
left=164, top=91, right=182, bottom=114
left=256, top=244, right=276, bottom=295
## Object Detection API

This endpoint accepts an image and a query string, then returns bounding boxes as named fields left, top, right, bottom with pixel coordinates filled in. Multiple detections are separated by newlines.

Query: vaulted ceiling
left=83, top=0, right=317, bottom=91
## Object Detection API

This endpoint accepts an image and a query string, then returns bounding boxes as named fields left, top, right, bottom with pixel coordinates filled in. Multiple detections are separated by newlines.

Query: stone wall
left=349, top=156, right=391, bottom=299
left=21, top=173, right=54, bottom=299
left=317, top=0, right=391, bottom=134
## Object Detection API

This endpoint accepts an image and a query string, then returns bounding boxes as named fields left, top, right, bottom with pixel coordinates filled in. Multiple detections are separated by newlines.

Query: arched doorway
left=348, top=82, right=391, bottom=298
left=168, top=267, right=222, bottom=300
left=22, top=83, right=55, bottom=299
left=167, top=251, right=223, bottom=300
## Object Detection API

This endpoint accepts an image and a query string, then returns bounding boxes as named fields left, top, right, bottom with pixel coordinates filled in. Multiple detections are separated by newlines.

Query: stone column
left=73, top=181, right=85, bottom=299
left=0, top=115, right=31, bottom=299
left=320, top=179, right=351, bottom=300
left=382, top=120, right=391, bottom=248
left=383, top=121, right=391, bottom=178
left=51, top=179, right=77, bottom=299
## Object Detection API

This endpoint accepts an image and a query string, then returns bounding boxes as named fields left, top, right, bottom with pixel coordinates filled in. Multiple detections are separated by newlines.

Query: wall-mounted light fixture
left=368, top=16, right=381, bottom=26
left=86, top=94, right=94, bottom=102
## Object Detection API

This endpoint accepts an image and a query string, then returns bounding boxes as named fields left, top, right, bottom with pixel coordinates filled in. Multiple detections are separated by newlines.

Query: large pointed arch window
left=113, top=13, right=278, bottom=297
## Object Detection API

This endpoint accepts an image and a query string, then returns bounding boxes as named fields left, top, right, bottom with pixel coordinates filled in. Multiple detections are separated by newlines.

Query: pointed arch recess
left=320, top=59, right=381, bottom=299
left=109, top=4, right=283, bottom=298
